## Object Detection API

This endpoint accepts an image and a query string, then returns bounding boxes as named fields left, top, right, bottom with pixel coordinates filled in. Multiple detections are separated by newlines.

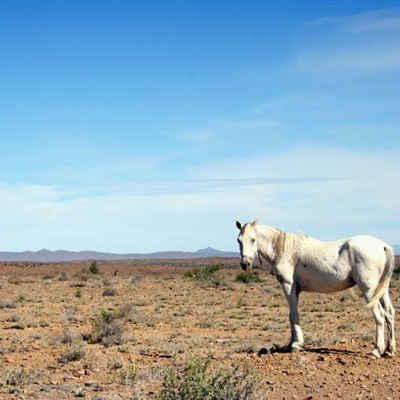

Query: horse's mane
left=264, top=226, right=309, bottom=261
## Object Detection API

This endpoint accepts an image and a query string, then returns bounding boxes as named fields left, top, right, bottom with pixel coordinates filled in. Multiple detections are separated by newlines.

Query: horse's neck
left=256, top=225, right=284, bottom=266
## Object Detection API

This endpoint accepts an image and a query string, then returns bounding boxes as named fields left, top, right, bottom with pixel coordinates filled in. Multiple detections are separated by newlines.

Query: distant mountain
left=195, top=247, right=236, bottom=256
left=0, top=247, right=239, bottom=262
left=1, top=244, right=396, bottom=262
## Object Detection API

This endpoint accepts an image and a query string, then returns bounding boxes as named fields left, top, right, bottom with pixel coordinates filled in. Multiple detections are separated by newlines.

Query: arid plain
left=0, top=256, right=399, bottom=400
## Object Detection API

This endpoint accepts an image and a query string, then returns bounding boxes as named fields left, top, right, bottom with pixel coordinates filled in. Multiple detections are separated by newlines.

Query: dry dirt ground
left=0, top=257, right=399, bottom=400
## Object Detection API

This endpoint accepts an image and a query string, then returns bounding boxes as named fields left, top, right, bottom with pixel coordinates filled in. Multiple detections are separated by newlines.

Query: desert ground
left=0, top=256, right=399, bottom=400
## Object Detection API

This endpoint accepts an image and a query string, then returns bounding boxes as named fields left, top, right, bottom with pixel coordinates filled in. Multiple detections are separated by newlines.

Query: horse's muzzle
left=240, top=257, right=253, bottom=271
left=240, top=262, right=249, bottom=271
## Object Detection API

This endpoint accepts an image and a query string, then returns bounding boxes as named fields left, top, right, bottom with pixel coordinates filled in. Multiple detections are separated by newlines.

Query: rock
left=84, top=381, right=99, bottom=387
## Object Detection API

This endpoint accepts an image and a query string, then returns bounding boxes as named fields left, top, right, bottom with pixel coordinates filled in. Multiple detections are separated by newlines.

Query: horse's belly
left=294, top=265, right=355, bottom=293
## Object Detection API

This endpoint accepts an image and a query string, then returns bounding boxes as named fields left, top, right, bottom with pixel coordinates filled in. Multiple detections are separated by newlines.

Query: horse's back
left=346, top=235, right=393, bottom=263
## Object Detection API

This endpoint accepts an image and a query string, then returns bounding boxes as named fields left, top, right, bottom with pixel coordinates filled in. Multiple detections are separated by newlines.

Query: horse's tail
left=366, top=245, right=395, bottom=309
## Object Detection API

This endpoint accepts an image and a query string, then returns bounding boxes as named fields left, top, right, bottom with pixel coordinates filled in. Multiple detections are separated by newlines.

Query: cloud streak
left=300, top=8, right=400, bottom=74
left=56, top=177, right=340, bottom=198
left=307, top=7, right=400, bottom=34
left=0, top=145, right=398, bottom=253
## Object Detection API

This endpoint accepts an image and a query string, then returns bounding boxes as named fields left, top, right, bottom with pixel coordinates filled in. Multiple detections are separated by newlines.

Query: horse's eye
left=251, top=239, right=256, bottom=243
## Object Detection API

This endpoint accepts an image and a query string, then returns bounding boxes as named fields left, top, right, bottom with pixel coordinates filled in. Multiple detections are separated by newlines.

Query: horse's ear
left=236, top=221, right=242, bottom=230
left=252, top=219, right=258, bottom=226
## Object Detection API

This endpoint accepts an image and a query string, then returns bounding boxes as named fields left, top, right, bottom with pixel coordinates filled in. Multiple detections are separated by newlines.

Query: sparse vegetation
left=157, top=355, right=259, bottom=400
left=184, top=264, right=226, bottom=286
left=103, top=287, right=118, bottom=296
left=58, top=340, right=86, bottom=363
left=87, top=305, right=133, bottom=347
left=117, top=364, right=137, bottom=386
left=234, top=272, right=264, bottom=284
left=0, top=293, right=27, bottom=309
left=0, top=367, right=31, bottom=393
left=73, top=261, right=101, bottom=280
left=0, top=258, right=397, bottom=398
left=90, top=261, right=100, bottom=274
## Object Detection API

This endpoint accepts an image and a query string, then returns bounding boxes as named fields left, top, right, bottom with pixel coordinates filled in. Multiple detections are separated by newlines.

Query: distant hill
left=0, top=244, right=397, bottom=263
left=0, top=247, right=239, bottom=262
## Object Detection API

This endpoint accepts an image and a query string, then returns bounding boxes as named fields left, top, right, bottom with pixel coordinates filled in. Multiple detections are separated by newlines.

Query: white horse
left=236, top=220, right=396, bottom=357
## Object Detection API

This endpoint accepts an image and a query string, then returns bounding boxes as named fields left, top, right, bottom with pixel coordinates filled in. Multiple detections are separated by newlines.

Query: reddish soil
left=0, top=257, right=399, bottom=399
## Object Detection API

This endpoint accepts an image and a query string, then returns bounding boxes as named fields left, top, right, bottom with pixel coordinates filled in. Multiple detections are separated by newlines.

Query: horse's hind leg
left=357, top=278, right=389, bottom=357
left=370, top=301, right=386, bottom=357
left=380, top=290, right=396, bottom=357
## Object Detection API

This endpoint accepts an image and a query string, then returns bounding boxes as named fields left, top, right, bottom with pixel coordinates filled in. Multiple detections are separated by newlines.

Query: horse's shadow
left=258, top=346, right=357, bottom=356
left=305, top=347, right=357, bottom=356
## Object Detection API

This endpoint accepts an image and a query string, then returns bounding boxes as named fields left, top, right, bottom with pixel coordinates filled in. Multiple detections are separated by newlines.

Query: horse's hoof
left=290, top=346, right=303, bottom=353
left=371, top=349, right=381, bottom=358
left=383, top=350, right=395, bottom=358
left=258, top=348, right=270, bottom=356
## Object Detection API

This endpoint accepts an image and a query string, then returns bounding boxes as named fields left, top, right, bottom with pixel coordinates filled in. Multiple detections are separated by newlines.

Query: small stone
left=84, top=381, right=99, bottom=387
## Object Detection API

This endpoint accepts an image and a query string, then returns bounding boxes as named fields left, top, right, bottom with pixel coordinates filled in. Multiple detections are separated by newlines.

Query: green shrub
left=89, top=261, right=100, bottom=274
left=391, top=265, right=400, bottom=283
left=184, top=265, right=225, bottom=287
left=157, top=355, right=259, bottom=400
left=234, top=272, right=264, bottom=284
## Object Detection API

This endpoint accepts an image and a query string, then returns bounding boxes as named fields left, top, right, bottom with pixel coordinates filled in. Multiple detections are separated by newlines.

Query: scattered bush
left=58, top=341, right=86, bottom=364
left=63, top=307, right=81, bottom=323
left=59, top=272, right=68, bottom=281
left=87, top=306, right=133, bottom=347
left=7, top=313, right=22, bottom=323
left=391, top=265, right=400, bottom=285
left=0, top=294, right=27, bottom=310
left=234, top=272, right=264, bottom=284
left=184, top=265, right=226, bottom=287
left=102, top=288, right=118, bottom=297
left=57, top=327, right=80, bottom=344
left=73, top=261, right=100, bottom=281
left=0, top=367, right=31, bottom=393
left=157, top=355, right=259, bottom=400
left=117, top=365, right=137, bottom=386
left=8, top=276, right=21, bottom=285
left=89, top=261, right=100, bottom=275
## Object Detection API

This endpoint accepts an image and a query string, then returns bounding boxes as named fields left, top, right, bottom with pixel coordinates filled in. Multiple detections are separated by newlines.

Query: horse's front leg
left=281, top=282, right=303, bottom=352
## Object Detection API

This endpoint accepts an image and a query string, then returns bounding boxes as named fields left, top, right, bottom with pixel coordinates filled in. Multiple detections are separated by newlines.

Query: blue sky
left=1, top=1, right=399, bottom=253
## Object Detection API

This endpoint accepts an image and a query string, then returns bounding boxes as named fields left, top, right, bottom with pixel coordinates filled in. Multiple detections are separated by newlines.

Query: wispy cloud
left=56, top=177, right=339, bottom=199
left=307, top=7, right=400, bottom=34
left=0, top=145, right=398, bottom=252
left=298, top=42, right=400, bottom=73
left=300, top=8, right=400, bottom=74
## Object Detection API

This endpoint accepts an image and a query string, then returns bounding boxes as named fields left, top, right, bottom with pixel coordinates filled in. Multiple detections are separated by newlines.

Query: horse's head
left=236, top=220, right=258, bottom=271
